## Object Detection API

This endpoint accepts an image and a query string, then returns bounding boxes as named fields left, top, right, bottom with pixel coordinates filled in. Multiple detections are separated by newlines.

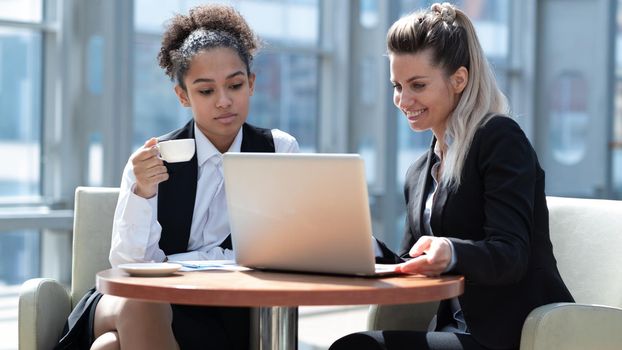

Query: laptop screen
left=223, top=153, right=379, bottom=276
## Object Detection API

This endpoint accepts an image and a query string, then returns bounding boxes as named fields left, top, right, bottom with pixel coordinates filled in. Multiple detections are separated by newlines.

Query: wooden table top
left=97, top=268, right=463, bottom=307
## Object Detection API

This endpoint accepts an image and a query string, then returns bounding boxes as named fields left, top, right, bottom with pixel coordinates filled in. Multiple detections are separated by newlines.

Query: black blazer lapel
left=430, top=184, right=448, bottom=236
left=399, top=138, right=436, bottom=256
left=157, top=120, right=198, bottom=255
left=428, top=138, right=448, bottom=237
left=412, top=153, right=433, bottom=237
left=241, top=123, right=275, bottom=152
left=413, top=138, right=438, bottom=236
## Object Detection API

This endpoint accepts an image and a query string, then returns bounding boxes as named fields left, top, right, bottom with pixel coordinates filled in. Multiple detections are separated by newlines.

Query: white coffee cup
left=157, top=139, right=195, bottom=163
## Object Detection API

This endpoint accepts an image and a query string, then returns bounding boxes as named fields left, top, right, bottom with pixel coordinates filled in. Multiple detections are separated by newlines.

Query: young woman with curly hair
left=55, top=5, right=298, bottom=350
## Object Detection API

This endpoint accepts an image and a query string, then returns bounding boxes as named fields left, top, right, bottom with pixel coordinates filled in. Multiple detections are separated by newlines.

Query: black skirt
left=54, top=287, right=103, bottom=350
left=53, top=288, right=251, bottom=350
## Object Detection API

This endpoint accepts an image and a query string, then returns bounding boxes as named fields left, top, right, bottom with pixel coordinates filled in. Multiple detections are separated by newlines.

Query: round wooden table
left=97, top=268, right=463, bottom=350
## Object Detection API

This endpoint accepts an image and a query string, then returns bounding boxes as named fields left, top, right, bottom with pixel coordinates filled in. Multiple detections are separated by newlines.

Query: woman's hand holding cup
left=131, top=138, right=169, bottom=199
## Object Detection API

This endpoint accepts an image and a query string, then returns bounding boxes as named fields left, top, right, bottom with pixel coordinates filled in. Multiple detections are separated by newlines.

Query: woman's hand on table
left=395, top=236, right=452, bottom=276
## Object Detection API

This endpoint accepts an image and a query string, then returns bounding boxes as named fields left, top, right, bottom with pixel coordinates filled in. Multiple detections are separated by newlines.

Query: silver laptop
left=223, top=152, right=397, bottom=276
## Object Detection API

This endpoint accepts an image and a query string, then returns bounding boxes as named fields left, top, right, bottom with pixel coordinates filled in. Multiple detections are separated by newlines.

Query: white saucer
left=118, top=262, right=182, bottom=277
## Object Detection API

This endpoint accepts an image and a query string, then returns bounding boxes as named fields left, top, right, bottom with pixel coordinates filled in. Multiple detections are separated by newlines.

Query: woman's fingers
left=399, top=237, right=452, bottom=276
left=144, top=137, right=158, bottom=148
left=136, top=165, right=168, bottom=182
left=132, top=138, right=168, bottom=198
left=131, top=145, right=160, bottom=163
left=396, top=255, right=428, bottom=274
left=409, top=236, right=432, bottom=257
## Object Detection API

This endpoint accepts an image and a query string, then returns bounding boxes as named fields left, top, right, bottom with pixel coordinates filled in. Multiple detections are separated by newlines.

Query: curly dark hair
left=157, top=4, right=259, bottom=88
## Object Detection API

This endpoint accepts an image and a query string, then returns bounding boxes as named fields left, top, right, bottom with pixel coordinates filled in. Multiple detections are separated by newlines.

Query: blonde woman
left=332, top=3, right=573, bottom=350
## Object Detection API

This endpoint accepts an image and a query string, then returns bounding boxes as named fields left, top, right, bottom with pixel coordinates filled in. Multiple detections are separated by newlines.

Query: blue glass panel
left=0, top=230, right=40, bottom=285
left=0, top=29, right=42, bottom=198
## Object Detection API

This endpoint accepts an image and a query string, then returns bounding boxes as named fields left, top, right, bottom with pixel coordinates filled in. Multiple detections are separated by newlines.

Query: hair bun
left=431, top=2, right=456, bottom=25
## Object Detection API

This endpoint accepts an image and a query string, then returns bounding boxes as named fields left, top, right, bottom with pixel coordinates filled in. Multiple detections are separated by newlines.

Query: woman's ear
left=451, top=66, right=469, bottom=94
left=174, top=85, right=191, bottom=107
left=248, top=72, right=256, bottom=96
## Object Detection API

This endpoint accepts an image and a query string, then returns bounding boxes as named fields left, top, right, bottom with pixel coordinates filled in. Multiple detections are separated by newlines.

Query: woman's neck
left=197, top=125, right=237, bottom=154
left=433, top=128, right=447, bottom=159
left=212, top=138, right=234, bottom=154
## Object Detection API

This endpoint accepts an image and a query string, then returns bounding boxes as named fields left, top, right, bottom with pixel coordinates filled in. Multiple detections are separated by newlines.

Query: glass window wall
left=0, top=29, right=42, bottom=202
left=0, top=3, right=45, bottom=347
left=0, top=4, right=43, bottom=290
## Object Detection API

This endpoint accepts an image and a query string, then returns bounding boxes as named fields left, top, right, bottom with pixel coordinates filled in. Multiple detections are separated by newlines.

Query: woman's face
left=175, top=47, right=254, bottom=150
left=390, top=49, right=467, bottom=138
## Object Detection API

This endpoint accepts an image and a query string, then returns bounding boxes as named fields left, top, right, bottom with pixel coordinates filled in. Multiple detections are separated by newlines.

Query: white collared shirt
left=109, top=125, right=299, bottom=267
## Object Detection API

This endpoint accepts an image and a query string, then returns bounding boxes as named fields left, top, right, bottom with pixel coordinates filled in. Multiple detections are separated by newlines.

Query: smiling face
left=174, top=47, right=255, bottom=152
left=390, top=49, right=468, bottom=139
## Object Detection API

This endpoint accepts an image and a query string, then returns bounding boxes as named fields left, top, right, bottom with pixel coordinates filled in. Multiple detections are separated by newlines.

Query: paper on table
left=169, top=260, right=251, bottom=272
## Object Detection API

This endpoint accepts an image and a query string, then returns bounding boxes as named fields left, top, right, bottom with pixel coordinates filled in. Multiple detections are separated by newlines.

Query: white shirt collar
left=194, top=123, right=243, bottom=168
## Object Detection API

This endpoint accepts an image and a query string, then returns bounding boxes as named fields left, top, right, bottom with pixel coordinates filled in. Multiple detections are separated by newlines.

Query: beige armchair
left=19, top=186, right=260, bottom=350
left=367, top=196, right=622, bottom=350
left=19, top=187, right=119, bottom=350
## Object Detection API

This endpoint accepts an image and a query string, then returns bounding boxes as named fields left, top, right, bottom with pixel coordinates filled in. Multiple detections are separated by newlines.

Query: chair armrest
left=520, top=302, right=622, bottom=350
left=19, top=278, right=71, bottom=350
left=367, top=302, right=438, bottom=331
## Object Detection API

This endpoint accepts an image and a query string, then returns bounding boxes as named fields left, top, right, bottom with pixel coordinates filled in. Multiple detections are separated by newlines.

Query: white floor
left=298, top=305, right=369, bottom=350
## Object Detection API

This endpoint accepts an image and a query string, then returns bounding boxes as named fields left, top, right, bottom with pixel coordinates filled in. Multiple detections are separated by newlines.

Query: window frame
left=0, top=1, right=74, bottom=222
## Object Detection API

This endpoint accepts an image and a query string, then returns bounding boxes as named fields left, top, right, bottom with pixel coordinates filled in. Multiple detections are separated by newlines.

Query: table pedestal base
left=260, top=306, right=298, bottom=350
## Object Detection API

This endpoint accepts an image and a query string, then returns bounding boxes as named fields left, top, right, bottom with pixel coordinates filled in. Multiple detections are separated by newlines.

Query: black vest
left=157, top=120, right=275, bottom=255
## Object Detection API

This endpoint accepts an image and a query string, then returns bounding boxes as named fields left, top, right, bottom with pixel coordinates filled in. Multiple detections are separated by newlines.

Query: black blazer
left=399, top=116, right=573, bottom=349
